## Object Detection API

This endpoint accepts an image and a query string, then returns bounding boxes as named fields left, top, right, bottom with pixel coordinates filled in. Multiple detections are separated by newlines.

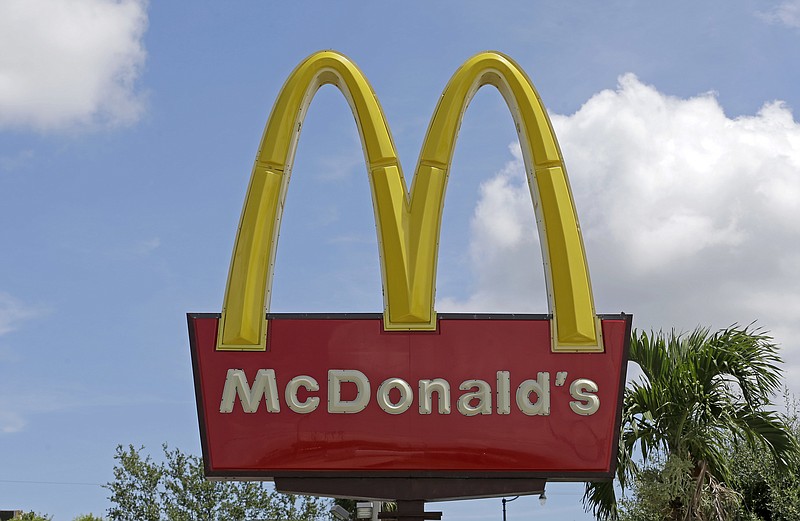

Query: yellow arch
left=217, top=50, right=601, bottom=353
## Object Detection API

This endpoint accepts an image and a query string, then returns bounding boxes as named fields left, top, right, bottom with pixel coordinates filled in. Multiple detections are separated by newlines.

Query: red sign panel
left=189, top=313, right=630, bottom=479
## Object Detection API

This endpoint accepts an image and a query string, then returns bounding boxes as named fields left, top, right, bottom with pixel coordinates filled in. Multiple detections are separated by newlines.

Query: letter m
left=219, top=369, right=280, bottom=413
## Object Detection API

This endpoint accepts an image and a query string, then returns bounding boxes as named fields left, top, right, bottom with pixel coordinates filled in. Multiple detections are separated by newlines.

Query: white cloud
left=554, top=74, right=800, bottom=275
left=0, top=292, right=42, bottom=336
left=440, top=74, right=800, bottom=387
left=0, top=409, right=27, bottom=434
left=759, top=0, right=800, bottom=28
left=0, top=149, right=35, bottom=172
left=438, top=144, right=548, bottom=313
left=132, top=237, right=161, bottom=256
left=0, top=385, right=178, bottom=434
left=315, top=148, right=366, bottom=182
left=0, top=293, right=47, bottom=432
left=0, top=0, right=148, bottom=131
left=0, top=389, right=91, bottom=434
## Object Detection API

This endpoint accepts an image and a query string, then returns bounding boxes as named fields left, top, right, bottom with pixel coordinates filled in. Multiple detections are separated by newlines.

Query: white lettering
left=569, top=378, right=600, bottom=415
left=419, top=378, right=451, bottom=414
left=219, top=369, right=280, bottom=413
left=219, top=367, right=596, bottom=417
left=516, top=372, right=550, bottom=416
left=377, top=378, right=414, bottom=414
left=285, top=375, right=320, bottom=414
left=328, top=369, right=370, bottom=413
left=496, top=371, right=511, bottom=414
left=458, top=379, right=492, bottom=416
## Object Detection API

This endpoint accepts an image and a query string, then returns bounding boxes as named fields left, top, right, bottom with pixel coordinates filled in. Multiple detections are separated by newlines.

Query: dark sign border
left=189, top=312, right=630, bottom=490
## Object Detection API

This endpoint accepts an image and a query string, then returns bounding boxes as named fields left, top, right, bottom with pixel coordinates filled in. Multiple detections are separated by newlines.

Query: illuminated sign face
left=188, top=51, right=630, bottom=483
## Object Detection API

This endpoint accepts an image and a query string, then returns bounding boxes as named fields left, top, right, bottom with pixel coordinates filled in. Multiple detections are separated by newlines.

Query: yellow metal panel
left=373, top=163, right=446, bottom=330
left=217, top=167, right=283, bottom=350
left=535, top=166, right=602, bottom=352
left=217, top=50, right=601, bottom=353
left=417, top=52, right=599, bottom=351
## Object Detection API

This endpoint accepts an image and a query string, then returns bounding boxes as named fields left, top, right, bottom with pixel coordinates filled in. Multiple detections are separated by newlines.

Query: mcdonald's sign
left=188, top=51, right=630, bottom=496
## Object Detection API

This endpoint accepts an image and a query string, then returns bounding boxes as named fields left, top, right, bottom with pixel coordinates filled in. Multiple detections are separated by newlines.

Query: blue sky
left=1, top=1, right=799, bottom=519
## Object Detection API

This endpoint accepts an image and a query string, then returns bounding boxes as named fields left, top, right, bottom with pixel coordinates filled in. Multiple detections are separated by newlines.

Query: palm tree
left=584, top=325, right=798, bottom=520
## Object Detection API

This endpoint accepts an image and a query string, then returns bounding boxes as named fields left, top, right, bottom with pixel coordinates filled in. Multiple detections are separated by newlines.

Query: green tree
left=72, top=515, right=105, bottom=521
left=616, top=453, right=743, bottom=520
left=727, top=393, right=800, bottom=520
left=728, top=438, right=800, bottom=520
left=106, top=444, right=328, bottom=521
left=12, top=513, right=51, bottom=521
left=584, top=326, right=798, bottom=520
left=106, top=445, right=162, bottom=521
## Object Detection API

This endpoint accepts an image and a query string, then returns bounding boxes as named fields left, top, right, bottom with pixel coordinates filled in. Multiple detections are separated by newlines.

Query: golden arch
left=217, top=50, right=602, bottom=353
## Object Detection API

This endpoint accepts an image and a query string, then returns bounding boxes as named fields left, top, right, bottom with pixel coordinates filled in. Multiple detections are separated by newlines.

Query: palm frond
left=583, top=480, right=619, bottom=521
left=583, top=324, right=799, bottom=520
left=731, top=405, right=799, bottom=468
